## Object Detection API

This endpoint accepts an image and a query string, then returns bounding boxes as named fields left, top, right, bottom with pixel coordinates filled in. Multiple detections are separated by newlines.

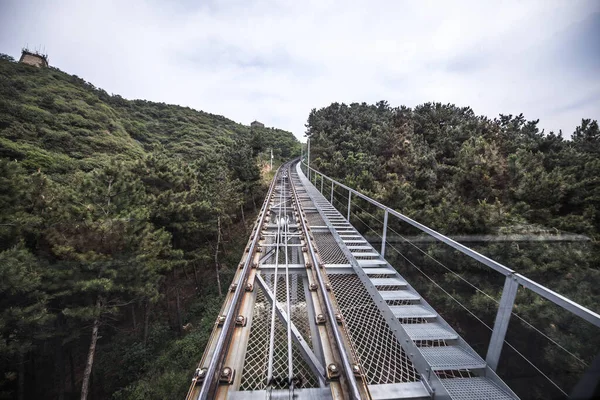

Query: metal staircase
left=294, top=162, right=517, bottom=399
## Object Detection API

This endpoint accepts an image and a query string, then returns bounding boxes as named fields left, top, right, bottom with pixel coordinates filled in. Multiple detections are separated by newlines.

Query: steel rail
left=283, top=172, right=294, bottom=393
left=267, top=171, right=285, bottom=388
left=289, top=165, right=363, bottom=400
left=303, top=163, right=600, bottom=329
left=197, top=164, right=284, bottom=400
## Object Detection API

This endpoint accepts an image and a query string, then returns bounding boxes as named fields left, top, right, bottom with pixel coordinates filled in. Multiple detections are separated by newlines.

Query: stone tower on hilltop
left=19, top=48, right=49, bottom=68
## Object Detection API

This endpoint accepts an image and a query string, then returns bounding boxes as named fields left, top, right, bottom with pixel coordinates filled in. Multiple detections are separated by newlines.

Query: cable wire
left=383, top=240, right=568, bottom=397
left=386, top=220, right=589, bottom=368
left=350, top=201, right=588, bottom=367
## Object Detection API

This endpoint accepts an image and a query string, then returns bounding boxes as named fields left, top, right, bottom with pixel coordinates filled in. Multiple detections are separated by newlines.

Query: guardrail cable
left=350, top=198, right=589, bottom=368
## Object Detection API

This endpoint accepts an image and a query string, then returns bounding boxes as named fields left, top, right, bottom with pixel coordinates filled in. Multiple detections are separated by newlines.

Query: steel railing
left=301, top=161, right=600, bottom=374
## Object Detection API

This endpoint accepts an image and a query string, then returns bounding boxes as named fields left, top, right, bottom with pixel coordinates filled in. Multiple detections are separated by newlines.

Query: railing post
left=486, top=274, right=519, bottom=371
left=307, top=137, right=311, bottom=180
left=347, top=190, right=352, bottom=222
left=381, top=209, right=388, bottom=257
left=320, top=174, right=323, bottom=193
left=330, top=181, right=334, bottom=204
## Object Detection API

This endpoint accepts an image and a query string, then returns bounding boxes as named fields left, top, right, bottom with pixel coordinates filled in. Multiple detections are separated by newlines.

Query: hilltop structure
left=251, top=120, right=265, bottom=128
left=19, top=48, right=48, bottom=68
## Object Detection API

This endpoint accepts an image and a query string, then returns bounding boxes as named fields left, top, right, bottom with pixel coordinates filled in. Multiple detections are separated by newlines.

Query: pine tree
left=42, top=160, right=172, bottom=400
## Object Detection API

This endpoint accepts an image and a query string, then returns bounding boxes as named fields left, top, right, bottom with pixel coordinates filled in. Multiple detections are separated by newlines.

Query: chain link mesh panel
left=239, top=273, right=318, bottom=390
left=329, top=274, right=420, bottom=384
left=263, top=273, right=314, bottom=351
left=312, top=231, right=348, bottom=264
left=306, top=212, right=325, bottom=227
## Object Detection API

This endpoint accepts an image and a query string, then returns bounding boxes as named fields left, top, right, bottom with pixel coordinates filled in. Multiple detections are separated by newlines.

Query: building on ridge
left=19, top=48, right=49, bottom=68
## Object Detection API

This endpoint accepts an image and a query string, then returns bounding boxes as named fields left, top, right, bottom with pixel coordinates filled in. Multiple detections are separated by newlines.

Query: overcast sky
left=1, top=0, right=599, bottom=139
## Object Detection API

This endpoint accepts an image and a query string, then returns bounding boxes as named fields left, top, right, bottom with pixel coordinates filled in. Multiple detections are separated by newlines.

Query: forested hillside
left=0, top=54, right=299, bottom=400
left=307, top=101, right=599, bottom=399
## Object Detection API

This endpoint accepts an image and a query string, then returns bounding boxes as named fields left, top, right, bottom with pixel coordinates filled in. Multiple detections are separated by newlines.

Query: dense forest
left=0, top=54, right=300, bottom=400
left=306, top=101, right=600, bottom=399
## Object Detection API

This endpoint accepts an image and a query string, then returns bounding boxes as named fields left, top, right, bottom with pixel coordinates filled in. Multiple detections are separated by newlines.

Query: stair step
left=380, top=290, right=421, bottom=302
left=347, top=245, right=373, bottom=250
left=403, top=323, right=458, bottom=341
left=419, top=345, right=486, bottom=370
left=357, top=259, right=387, bottom=266
left=364, top=268, right=396, bottom=275
left=343, top=239, right=368, bottom=244
left=440, top=377, right=515, bottom=400
left=368, top=382, right=429, bottom=400
left=352, top=252, right=380, bottom=258
left=390, top=305, right=437, bottom=319
left=370, top=277, right=407, bottom=288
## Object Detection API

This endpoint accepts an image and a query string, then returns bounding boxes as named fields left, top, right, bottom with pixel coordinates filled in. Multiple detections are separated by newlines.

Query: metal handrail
left=302, top=162, right=600, bottom=326
left=301, top=161, right=600, bottom=372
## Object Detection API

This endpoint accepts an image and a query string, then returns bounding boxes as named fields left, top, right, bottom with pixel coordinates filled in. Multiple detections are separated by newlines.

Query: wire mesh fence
left=329, top=273, right=421, bottom=384
left=239, top=273, right=319, bottom=390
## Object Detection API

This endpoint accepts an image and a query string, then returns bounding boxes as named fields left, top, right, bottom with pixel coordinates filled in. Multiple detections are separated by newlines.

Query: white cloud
left=1, top=0, right=598, bottom=139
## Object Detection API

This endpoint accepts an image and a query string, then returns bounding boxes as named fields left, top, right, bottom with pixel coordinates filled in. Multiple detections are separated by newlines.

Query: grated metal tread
left=343, top=241, right=369, bottom=246
left=353, top=252, right=381, bottom=258
left=380, top=290, right=421, bottom=302
left=365, top=268, right=397, bottom=275
left=441, top=377, right=514, bottom=400
left=347, top=245, right=373, bottom=250
left=370, top=277, right=408, bottom=288
left=358, top=259, right=388, bottom=266
left=403, top=323, right=458, bottom=341
left=419, top=346, right=486, bottom=370
left=390, top=305, right=437, bottom=319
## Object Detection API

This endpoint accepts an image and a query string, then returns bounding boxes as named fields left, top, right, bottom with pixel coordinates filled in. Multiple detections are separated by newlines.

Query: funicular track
left=186, top=161, right=519, bottom=400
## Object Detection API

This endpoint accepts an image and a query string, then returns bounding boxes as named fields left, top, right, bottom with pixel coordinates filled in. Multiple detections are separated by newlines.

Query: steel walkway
left=186, top=161, right=518, bottom=400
